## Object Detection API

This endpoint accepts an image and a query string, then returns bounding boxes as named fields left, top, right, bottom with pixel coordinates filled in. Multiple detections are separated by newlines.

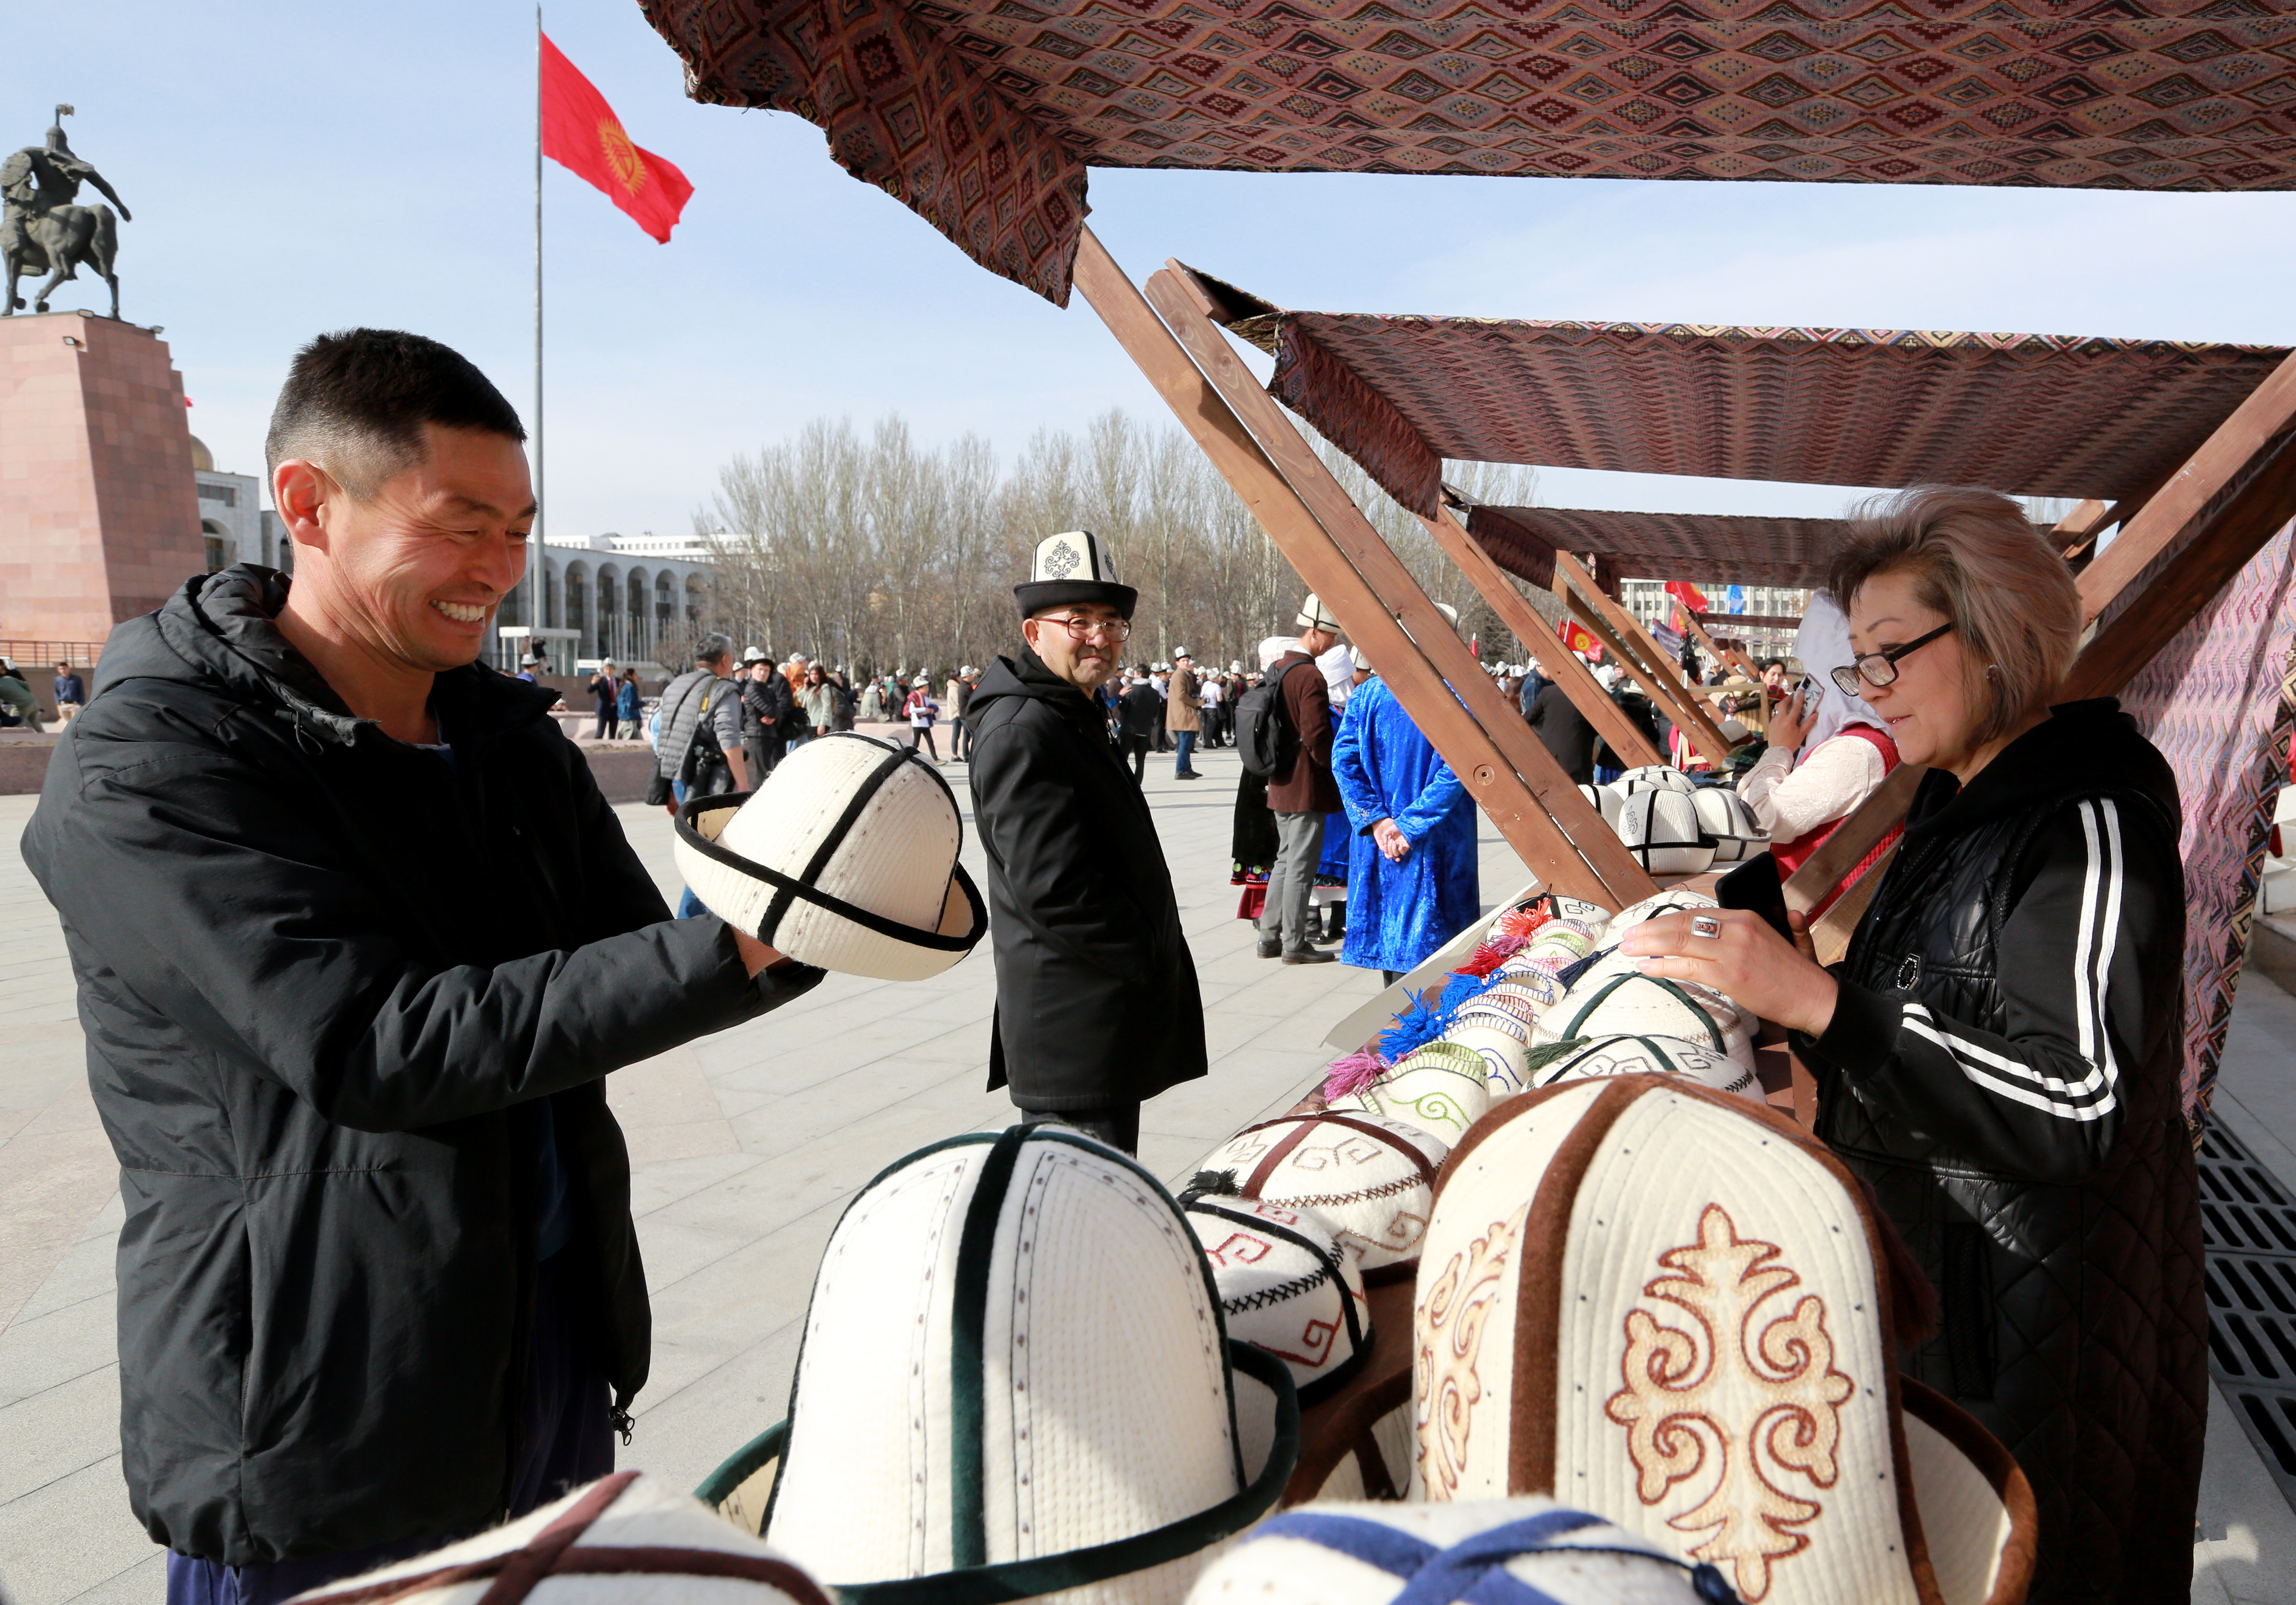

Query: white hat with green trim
left=1531, top=950, right=1755, bottom=1072
left=1530, top=1032, right=1759, bottom=1101
left=1326, top=1042, right=1492, bottom=1146
left=700, top=1124, right=1299, bottom=1603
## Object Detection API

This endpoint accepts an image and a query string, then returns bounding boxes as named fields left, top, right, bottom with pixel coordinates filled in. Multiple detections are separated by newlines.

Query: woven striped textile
left=639, top=0, right=2296, bottom=305
left=1470, top=503, right=1850, bottom=588
left=2117, top=522, right=2296, bottom=1123
left=1212, top=300, right=2286, bottom=517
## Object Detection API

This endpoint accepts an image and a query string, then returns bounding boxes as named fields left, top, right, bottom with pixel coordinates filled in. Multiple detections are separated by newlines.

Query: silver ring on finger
left=1689, top=914, right=1723, bottom=940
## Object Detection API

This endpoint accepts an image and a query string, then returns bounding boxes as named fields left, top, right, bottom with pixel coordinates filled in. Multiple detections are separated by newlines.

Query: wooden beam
left=2053, top=498, right=2111, bottom=561
left=1780, top=762, right=1927, bottom=918
left=1416, top=503, right=1666, bottom=770
left=1671, top=606, right=1741, bottom=680
left=2074, top=350, right=2296, bottom=622
left=1067, top=232, right=1653, bottom=908
left=1551, top=550, right=1735, bottom=765
left=1138, top=257, right=1657, bottom=909
left=1691, top=612, right=1803, bottom=632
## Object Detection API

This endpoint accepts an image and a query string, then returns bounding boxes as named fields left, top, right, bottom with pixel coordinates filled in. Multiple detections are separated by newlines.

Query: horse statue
left=1, top=106, right=130, bottom=319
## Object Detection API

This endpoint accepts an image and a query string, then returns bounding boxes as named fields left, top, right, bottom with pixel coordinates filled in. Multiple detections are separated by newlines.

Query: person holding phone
left=1736, top=595, right=1899, bottom=893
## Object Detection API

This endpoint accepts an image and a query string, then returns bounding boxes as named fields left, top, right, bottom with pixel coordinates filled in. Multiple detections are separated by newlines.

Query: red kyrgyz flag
left=1663, top=579, right=1709, bottom=615
left=1557, top=617, right=1603, bottom=661
left=541, top=34, right=693, bottom=243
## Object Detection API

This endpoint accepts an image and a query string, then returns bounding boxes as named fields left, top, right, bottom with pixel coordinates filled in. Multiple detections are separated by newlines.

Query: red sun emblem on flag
left=597, top=119, right=648, bottom=197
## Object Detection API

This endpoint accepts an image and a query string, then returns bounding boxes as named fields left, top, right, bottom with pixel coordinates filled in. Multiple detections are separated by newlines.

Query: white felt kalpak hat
left=1186, top=1498, right=1732, bottom=1604
left=1690, top=788, right=1768, bottom=863
left=1612, top=789, right=1715, bottom=876
left=1531, top=950, right=1756, bottom=1070
left=1442, top=1011, right=1533, bottom=1096
left=1615, top=765, right=1696, bottom=796
left=1297, top=593, right=1343, bottom=632
left=711, top=1124, right=1300, bottom=1604
left=294, top=1472, right=830, bottom=1605
left=1194, top=1113, right=1448, bottom=1284
left=1016, top=528, right=1138, bottom=618
left=1327, top=1042, right=1492, bottom=1146
left=1412, top=1076, right=2036, bottom=1605
left=1183, top=1192, right=1371, bottom=1408
left=1531, top=1031, right=1759, bottom=1101
left=1577, top=782, right=1627, bottom=831
left=1603, top=888, right=1718, bottom=943
left=675, top=733, right=986, bottom=981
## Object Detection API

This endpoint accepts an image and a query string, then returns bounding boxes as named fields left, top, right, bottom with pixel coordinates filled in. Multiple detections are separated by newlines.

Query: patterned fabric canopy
left=1204, top=287, right=2289, bottom=516
left=638, top=0, right=2296, bottom=304
left=1468, top=504, right=1847, bottom=589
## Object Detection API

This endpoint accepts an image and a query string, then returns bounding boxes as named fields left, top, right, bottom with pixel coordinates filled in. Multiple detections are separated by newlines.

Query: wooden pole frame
left=1066, top=230, right=1656, bottom=909
left=1675, top=607, right=1759, bottom=681
left=1550, top=550, right=1735, bottom=765
left=1415, top=503, right=1666, bottom=770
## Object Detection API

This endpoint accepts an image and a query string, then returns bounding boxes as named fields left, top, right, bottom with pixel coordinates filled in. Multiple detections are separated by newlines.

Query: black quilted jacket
left=1795, top=699, right=2206, bottom=1605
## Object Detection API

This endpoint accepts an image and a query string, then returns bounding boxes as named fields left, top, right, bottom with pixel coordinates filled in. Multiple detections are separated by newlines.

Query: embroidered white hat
left=1411, top=1076, right=2035, bottom=1605
left=1487, top=894, right=1609, bottom=943
left=1183, top=1192, right=1372, bottom=1408
left=1185, top=1498, right=1733, bottom=1604
left=296, top=1471, right=829, bottom=1605
left=1327, top=1042, right=1492, bottom=1146
left=1603, top=889, right=1719, bottom=943
left=1016, top=529, right=1138, bottom=619
left=708, top=1125, right=1299, bottom=1603
left=1194, top=1113, right=1449, bottom=1283
left=1690, top=788, right=1767, bottom=863
left=1297, top=593, right=1344, bottom=633
left=1615, top=765, right=1696, bottom=796
left=1613, top=789, right=1716, bottom=876
left=1530, top=1031, right=1759, bottom=1101
left=1442, top=1013, right=1533, bottom=1096
left=1279, top=1280, right=1417, bottom=1508
left=1531, top=950, right=1756, bottom=1070
left=674, top=733, right=986, bottom=981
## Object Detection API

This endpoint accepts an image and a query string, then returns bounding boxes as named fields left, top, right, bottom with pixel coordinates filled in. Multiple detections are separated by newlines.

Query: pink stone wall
left=0, top=313, right=204, bottom=645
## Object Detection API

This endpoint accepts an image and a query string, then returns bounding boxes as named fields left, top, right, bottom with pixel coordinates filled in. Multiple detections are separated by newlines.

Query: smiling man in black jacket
left=965, top=532, right=1206, bottom=1154
left=20, top=331, right=821, bottom=1602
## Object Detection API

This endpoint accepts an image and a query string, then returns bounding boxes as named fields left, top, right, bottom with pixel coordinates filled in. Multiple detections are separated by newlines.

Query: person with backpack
left=652, top=638, right=750, bottom=918
left=1242, top=594, right=1343, bottom=965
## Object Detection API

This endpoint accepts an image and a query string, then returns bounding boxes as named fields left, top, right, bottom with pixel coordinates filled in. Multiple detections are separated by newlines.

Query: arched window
left=627, top=569, right=650, bottom=661
left=596, top=564, right=620, bottom=660
left=566, top=564, right=590, bottom=659
left=655, top=573, right=675, bottom=652
left=201, top=519, right=228, bottom=574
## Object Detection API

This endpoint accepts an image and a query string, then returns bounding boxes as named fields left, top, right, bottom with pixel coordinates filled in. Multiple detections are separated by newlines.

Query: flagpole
left=530, top=3, right=547, bottom=673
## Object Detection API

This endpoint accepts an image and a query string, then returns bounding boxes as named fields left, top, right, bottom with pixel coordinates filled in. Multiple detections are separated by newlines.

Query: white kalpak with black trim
left=675, top=733, right=986, bottom=980
left=708, top=1124, right=1298, bottom=1604
left=1182, top=1193, right=1371, bottom=1407
left=1193, top=1113, right=1448, bottom=1281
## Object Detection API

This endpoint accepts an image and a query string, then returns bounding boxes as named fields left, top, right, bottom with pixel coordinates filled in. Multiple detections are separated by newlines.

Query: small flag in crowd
left=1663, top=579, right=1709, bottom=615
left=1557, top=617, right=1603, bottom=661
left=541, top=33, right=694, bottom=242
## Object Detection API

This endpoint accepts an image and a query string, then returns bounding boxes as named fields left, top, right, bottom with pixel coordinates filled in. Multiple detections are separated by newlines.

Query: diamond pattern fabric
left=1212, top=298, right=2288, bottom=516
left=640, top=0, right=2296, bottom=304
left=1469, top=503, right=1848, bottom=588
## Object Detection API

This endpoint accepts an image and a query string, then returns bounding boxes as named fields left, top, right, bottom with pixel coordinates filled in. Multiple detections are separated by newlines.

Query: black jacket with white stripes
left=1796, top=698, right=2205, bottom=1605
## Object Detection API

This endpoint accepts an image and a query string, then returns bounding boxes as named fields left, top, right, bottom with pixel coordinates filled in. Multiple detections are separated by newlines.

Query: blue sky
left=14, top=1, right=2296, bottom=537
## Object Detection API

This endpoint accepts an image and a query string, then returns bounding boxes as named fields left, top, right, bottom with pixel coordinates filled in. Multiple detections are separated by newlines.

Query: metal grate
left=2200, top=1122, right=2296, bottom=1505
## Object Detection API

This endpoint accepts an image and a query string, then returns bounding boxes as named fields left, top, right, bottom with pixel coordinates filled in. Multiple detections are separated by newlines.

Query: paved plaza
left=2, top=741, right=2294, bottom=1601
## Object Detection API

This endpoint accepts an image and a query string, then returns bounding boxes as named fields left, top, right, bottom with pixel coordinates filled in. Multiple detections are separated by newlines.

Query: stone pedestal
left=0, top=312, right=203, bottom=650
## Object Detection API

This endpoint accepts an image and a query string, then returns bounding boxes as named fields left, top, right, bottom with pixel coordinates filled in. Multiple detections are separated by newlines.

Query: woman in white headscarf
left=1738, top=590, right=1902, bottom=883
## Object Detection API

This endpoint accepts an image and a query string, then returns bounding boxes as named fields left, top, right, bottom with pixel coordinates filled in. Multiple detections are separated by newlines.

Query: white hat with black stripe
left=674, top=732, right=987, bottom=981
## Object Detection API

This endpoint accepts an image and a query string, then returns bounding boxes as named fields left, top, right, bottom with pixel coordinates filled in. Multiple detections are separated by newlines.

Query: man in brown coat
left=1258, top=596, right=1341, bottom=964
left=1167, top=648, right=1203, bottom=780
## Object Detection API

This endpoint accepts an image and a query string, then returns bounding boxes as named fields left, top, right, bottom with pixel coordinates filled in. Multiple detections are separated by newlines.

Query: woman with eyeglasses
left=1621, top=486, right=2202, bottom=1604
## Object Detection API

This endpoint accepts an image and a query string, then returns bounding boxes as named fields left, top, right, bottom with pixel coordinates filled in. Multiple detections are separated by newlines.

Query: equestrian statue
left=2, top=106, right=130, bottom=319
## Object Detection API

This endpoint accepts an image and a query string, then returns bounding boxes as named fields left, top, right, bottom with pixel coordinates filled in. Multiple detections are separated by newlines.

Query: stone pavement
left=2, top=739, right=2293, bottom=1602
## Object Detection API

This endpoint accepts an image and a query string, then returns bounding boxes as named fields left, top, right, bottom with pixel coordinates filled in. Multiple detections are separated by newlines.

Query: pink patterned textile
left=1218, top=301, right=2287, bottom=517
left=1469, top=503, right=1850, bottom=588
left=641, top=0, right=2296, bottom=306
left=2118, top=522, right=2296, bottom=1122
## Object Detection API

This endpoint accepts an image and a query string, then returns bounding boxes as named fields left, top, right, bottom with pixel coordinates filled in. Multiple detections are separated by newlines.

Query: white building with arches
left=492, top=531, right=723, bottom=677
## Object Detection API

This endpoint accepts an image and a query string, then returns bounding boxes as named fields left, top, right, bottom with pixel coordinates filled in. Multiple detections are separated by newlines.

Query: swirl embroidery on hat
left=1414, top=1206, right=1521, bottom=1499
left=1043, top=540, right=1081, bottom=579
left=1604, top=1203, right=1854, bottom=1602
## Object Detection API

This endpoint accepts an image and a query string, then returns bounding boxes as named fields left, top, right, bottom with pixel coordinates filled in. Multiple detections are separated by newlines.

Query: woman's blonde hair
left=1826, top=486, right=2081, bottom=747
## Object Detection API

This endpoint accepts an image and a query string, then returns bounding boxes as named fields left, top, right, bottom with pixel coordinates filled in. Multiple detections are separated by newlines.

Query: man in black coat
left=965, top=531, right=1206, bottom=1154
left=1117, top=665, right=1161, bottom=784
left=1526, top=678, right=1599, bottom=785
left=20, top=330, right=822, bottom=1599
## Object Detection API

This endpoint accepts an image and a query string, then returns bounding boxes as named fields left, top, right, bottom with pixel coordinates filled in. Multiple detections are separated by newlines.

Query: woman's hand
left=1616, top=907, right=1839, bottom=1037
left=1767, top=682, right=1813, bottom=755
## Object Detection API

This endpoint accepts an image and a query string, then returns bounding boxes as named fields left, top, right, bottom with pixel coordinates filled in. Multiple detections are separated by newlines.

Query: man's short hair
left=695, top=634, right=733, bottom=666
left=264, top=329, right=525, bottom=499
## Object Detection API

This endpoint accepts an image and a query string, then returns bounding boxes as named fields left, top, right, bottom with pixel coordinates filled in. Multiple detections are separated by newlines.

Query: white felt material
left=1443, top=1018, right=1533, bottom=1095
left=1198, top=1114, right=1449, bottom=1275
left=289, top=1475, right=823, bottom=1605
left=1330, top=1043, right=1491, bottom=1144
left=1616, top=765, right=1696, bottom=796
left=1186, top=1196, right=1370, bottom=1402
left=1532, top=950, right=1756, bottom=1071
left=1576, top=783, right=1627, bottom=830
left=674, top=734, right=978, bottom=980
left=1602, top=889, right=1719, bottom=943
left=1689, top=787, right=1768, bottom=862
left=1186, top=1499, right=1715, bottom=1604
left=1612, top=789, right=1715, bottom=876
left=767, top=1129, right=1265, bottom=1603
left=1905, top=1413, right=2013, bottom=1605
left=1532, top=1033, right=1759, bottom=1100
